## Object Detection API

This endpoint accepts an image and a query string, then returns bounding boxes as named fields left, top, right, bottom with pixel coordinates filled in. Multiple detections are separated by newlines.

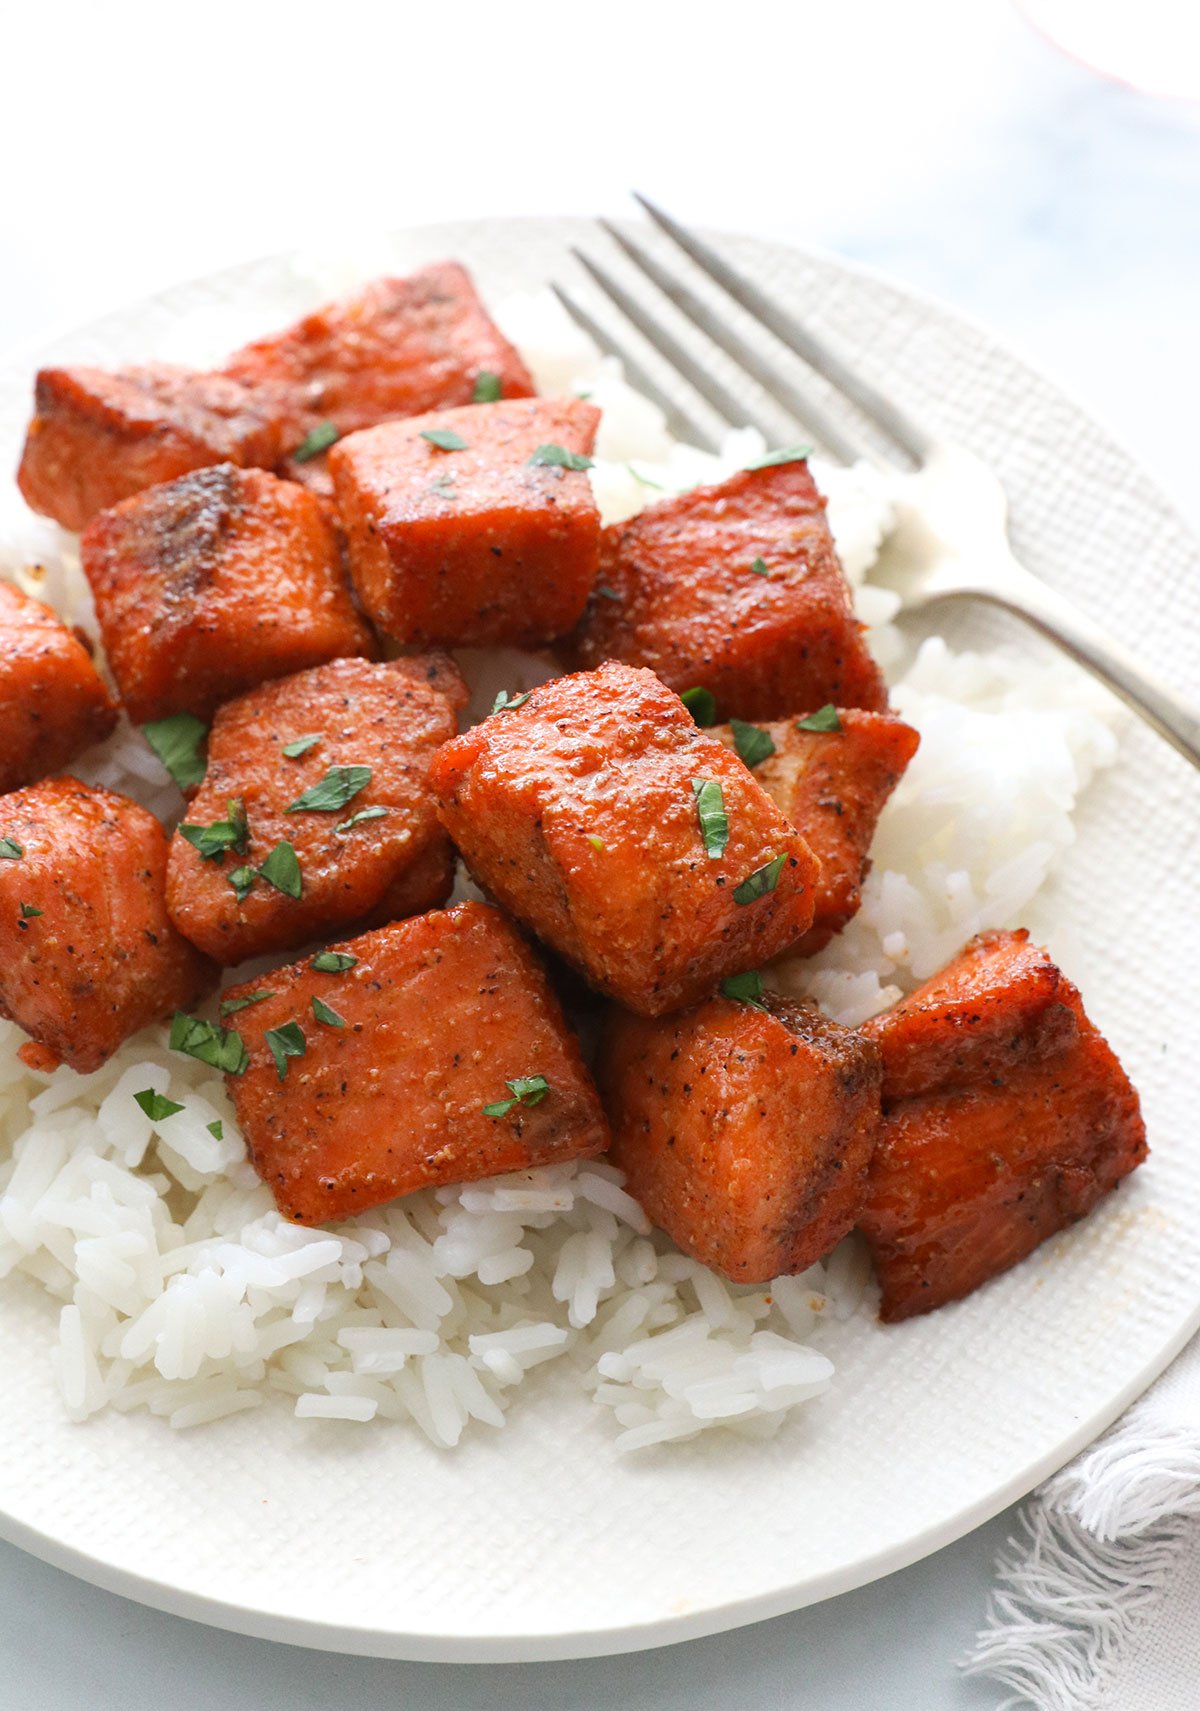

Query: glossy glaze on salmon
left=0, top=581, right=117, bottom=793
left=0, top=777, right=215, bottom=1072
left=224, top=901, right=609, bottom=1224
left=166, top=655, right=466, bottom=963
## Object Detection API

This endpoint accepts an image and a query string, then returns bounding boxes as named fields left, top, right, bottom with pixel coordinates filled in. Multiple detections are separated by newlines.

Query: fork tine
left=633, top=192, right=934, bottom=465
left=549, top=284, right=721, bottom=452
left=597, top=219, right=866, bottom=467
left=568, top=247, right=785, bottom=448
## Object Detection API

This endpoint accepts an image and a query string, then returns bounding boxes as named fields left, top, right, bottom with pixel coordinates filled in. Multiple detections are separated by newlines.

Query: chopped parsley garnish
left=311, top=950, right=357, bottom=973
left=292, top=422, right=339, bottom=463
left=133, top=1088, right=184, bottom=1122
left=265, top=1021, right=306, bottom=1082
left=491, top=690, right=531, bottom=715
left=220, top=990, right=276, bottom=1016
left=595, top=584, right=622, bottom=602
left=586, top=834, right=606, bottom=852
left=285, top=765, right=372, bottom=814
left=206, top=1119, right=224, bottom=1141
left=733, top=853, right=787, bottom=905
left=730, top=718, right=777, bottom=769
left=528, top=444, right=593, bottom=472
left=0, top=838, right=22, bottom=861
left=472, top=371, right=503, bottom=403
left=228, top=864, right=256, bottom=903
left=626, top=463, right=665, bottom=489
left=335, top=805, right=389, bottom=834
left=795, top=704, right=842, bottom=733
left=691, top=779, right=729, bottom=859
left=258, top=840, right=303, bottom=899
left=169, top=1013, right=249, bottom=1076
left=430, top=473, right=457, bottom=499
left=680, top=686, right=716, bottom=727
left=141, top=713, right=207, bottom=792
left=177, top=797, right=250, bottom=862
left=749, top=556, right=770, bottom=577
left=744, top=444, right=812, bottom=471
left=720, top=970, right=768, bottom=1010
left=311, top=996, right=346, bottom=1029
left=18, top=901, right=42, bottom=919
left=482, top=1074, right=550, bottom=1118
left=421, top=428, right=469, bottom=452
left=282, top=733, right=321, bottom=759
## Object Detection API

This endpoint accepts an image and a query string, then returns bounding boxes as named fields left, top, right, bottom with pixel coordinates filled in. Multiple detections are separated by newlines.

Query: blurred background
left=1, top=1, right=1196, bottom=1705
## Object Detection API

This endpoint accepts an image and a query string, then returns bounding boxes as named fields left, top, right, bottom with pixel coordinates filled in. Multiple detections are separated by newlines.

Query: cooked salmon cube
left=224, top=900, right=609, bottom=1224
left=569, top=461, right=888, bottom=719
left=166, top=655, right=467, bottom=964
left=0, top=777, right=216, bottom=1073
left=17, top=364, right=284, bottom=534
left=81, top=464, right=374, bottom=724
left=858, top=938, right=1147, bottom=1320
left=715, top=708, right=918, bottom=954
left=329, top=398, right=601, bottom=647
left=860, top=929, right=1079, bottom=1100
left=223, top=262, right=536, bottom=461
left=602, top=994, right=882, bottom=1283
left=429, top=661, right=820, bottom=1015
left=0, top=581, right=118, bottom=793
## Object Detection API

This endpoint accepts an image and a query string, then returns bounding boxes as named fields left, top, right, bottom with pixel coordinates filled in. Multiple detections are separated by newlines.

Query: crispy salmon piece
left=858, top=936, right=1147, bottom=1321
left=715, top=708, right=919, bottom=955
left=81, top=464, right=374, bottom=724
left=224, top=900, right=609, bottom=1224
left=0, top=777, right=215, bottom=1072
left=223, top=262, right=536, bottom=464
left=166, top=655, right=466, bottom=964
left=603, top=994, right=882, bottom=1283
left=17, top=364, right=284, bottom=534
left=330, top=398, right=601, bottom=647
left=0, top=581, right=118, bottom=793
left=568, top=461, right=888, bottom=719
left=429, top=661, right=820, bottom=1016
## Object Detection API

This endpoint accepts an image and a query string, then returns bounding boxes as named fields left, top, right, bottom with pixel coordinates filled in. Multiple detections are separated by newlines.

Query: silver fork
left=553, top=194, right=1200, bottom=770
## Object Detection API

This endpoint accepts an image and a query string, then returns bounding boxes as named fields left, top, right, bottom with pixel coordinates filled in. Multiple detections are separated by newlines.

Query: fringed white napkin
left=964, top=1338, right=1200, bottom=1710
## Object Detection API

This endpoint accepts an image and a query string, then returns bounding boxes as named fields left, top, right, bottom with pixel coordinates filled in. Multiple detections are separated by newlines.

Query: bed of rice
left=0, top=289, right=1120, bottom=1452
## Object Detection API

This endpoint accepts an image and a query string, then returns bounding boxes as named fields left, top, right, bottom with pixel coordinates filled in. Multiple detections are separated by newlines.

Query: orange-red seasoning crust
left=0, top=581, right=118, bottom=794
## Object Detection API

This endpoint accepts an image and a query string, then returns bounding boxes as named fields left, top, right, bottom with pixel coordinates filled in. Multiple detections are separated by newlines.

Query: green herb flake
left=220, top=990, right=276, bottom=1016
left=335, top=805, right=389, bottom=834
left=133, top=1088, right=185, bottom=1122
left=421, top=427, right=469, bottom=452
left=177, top=796, right=250, bottom=863
left=228, top=864, right=256, bottom=903
left=680, top=686, right=716, bottom=727
left=265, top=1021, right=306, bottom=1083
left=285, top=765, right=372, bottom=815
left=141, top=713, right=207, bottom=792
left=595, top=584, right=622, bottom=602
left=293, top=422, right=339, bottom=463
left=258, top=840, right=303, bottom=899
left=729, top=717, right=777, bottom=769
left=490, top=690, right=531, bottom=715
left=0, top=838, right=22, bottom=861
left=626, top=463, right=664, bottom=489
left=586, top=834, right=606, bottom=852
left=282, top=733, right=321, bottom=759
left=472, top=371, right=503, bottom=403
left=750, top=556, right=771, bottom=578
left=169, top=1013, right=249, bottom=1076
left=18, top=902, right=42, bottom=919
left=795, top=704, right=842, bottom=733
left=206, top=1119, right=224, bottom=1141
left=732, top=853, right=788, bottom=906
left=744, top=444, right=813, bottom=471
left=482, top=1074, right=551, bottom=1118
left=311, top=951, right=357, bottom=973
left=691, top=779, right=729, bottom=859
left=720, top=970, right=768, bottom=1010
left=527, top=444, right=593, bottom=472
left=311, top=995, right=346, bottom=1029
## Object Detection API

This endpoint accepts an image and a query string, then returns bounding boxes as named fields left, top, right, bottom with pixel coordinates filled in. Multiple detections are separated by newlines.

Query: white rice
left=0, top=285, right=1121, bottom=1450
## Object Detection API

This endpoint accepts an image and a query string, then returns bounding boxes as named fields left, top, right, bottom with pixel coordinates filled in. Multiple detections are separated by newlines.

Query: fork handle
left=957, top=559, right=1200, bottom=770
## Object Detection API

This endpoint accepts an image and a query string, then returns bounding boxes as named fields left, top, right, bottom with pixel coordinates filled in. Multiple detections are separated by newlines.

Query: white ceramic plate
left=0, top=218, right=1197, bottom=1663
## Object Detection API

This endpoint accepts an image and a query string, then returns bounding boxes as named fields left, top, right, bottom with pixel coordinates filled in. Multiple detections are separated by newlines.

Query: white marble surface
left=1, top=2, right=1196, bottom=1705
